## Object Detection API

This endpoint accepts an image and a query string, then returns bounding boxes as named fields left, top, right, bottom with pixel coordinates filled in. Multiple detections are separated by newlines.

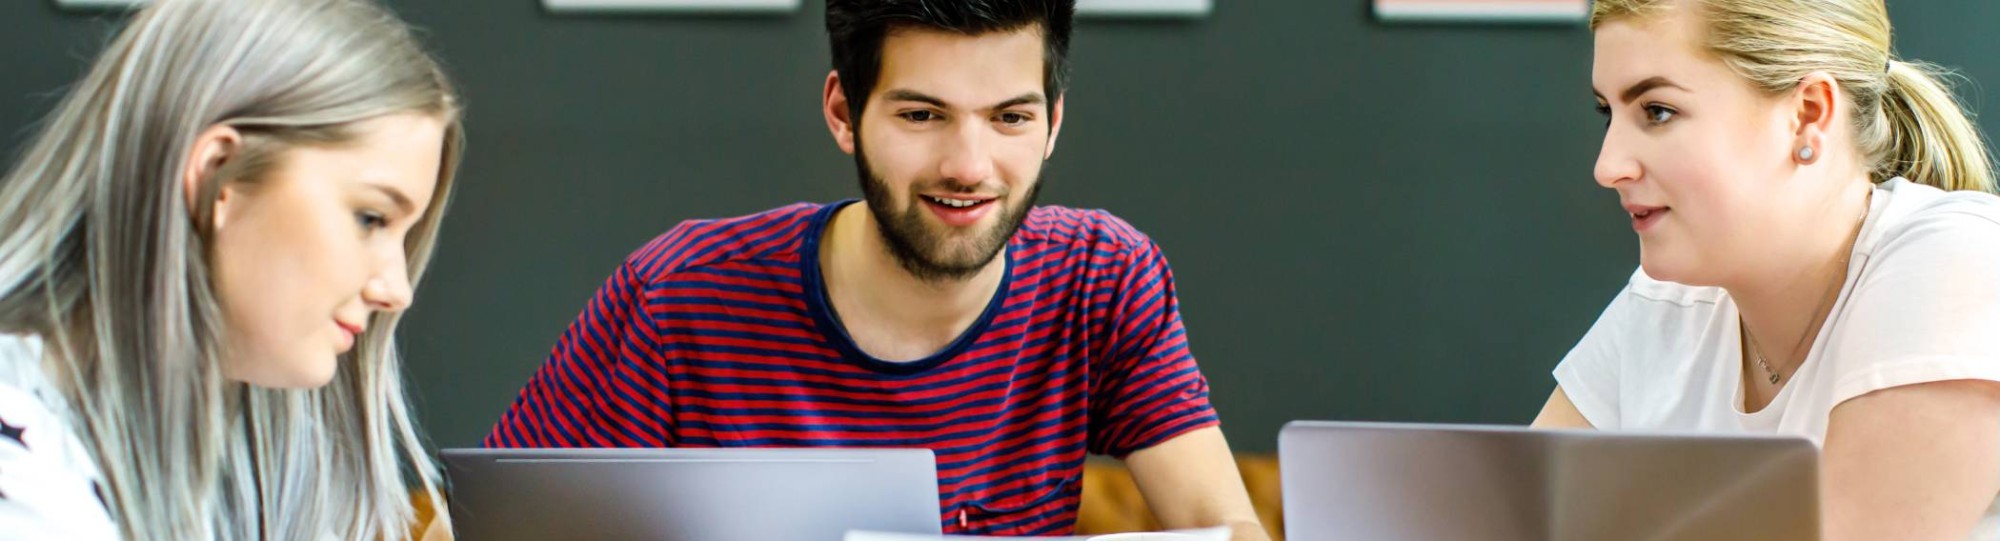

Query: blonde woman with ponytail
left=0, top=0, right=461, bottom=539
left=1531, top=0, right=2000, bottom=538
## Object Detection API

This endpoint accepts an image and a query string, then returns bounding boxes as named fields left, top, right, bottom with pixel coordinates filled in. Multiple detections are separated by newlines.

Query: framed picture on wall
left=53, top=0, right=142, bottom=8
left=51, top=0, right=809, bottom=12
left=1076, top=0, right=1211, bottom=18
left=541, top=0, right=1210, bottom=17
left=56, top=0, right=1211, bottom=19
left=542, top=0, right=800, bottom=14
left=1374, top=0, right=1587, bottom=24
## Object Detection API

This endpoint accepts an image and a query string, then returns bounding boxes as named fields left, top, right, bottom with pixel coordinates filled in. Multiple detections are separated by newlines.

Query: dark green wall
left=4, top=1, right=1995, bottom=452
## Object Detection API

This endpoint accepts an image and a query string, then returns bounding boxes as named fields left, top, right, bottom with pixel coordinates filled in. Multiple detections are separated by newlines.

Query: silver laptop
left=1278, top=421, right=1819, bottom=541
left=441, top=448, right=943, bottom=541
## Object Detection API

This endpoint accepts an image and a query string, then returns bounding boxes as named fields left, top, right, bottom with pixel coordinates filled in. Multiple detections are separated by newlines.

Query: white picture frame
left=1076, top=0, right=1211, bottom=18
left=541, top=0, right=1208, bottom=17
left=53, top=0, right=144, bottom=8
left=1374, top=0, right=1586, bottom=24
left=57, top=0, right=1211, bottom=19
left=541, top=0, right=801, bottom=14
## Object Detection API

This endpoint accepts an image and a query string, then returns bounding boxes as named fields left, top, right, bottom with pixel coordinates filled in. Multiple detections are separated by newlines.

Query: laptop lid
left=1278, top=421, right=1819, bottom=541
left=441, top=447, right=943, bottom=541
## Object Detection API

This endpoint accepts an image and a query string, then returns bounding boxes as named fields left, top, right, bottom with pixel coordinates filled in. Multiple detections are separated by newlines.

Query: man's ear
left=823, top=70, right=859, bottom=155
left=1045, top=94, right=1065, bottom=160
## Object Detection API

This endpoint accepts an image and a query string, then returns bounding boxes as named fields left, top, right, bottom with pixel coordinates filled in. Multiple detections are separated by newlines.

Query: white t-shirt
left=1554, top=178, right=2000, bottom=539
left=0, top=334, right=119, bottom=540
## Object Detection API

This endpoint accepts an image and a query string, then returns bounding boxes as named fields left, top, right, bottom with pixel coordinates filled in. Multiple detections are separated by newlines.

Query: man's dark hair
left=826, top=0, right=1075, bottom=124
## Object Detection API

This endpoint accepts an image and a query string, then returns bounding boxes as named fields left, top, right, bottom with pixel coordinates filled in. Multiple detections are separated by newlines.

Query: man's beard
left=854, top=147, right=1043, bottom=284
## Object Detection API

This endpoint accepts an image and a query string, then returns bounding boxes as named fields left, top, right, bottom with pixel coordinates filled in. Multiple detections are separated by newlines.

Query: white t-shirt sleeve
left=0, top=388, right=118, bottom=541
left=1552, top=278, right=1636, bottom=430
left=1827, top=207, right=2000, bottom=405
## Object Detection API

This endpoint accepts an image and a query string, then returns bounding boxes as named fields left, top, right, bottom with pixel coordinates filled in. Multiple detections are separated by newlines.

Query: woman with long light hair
left=1537, top=0, right=2000, bottom=538
left=0, top=0, right=462, bottom=538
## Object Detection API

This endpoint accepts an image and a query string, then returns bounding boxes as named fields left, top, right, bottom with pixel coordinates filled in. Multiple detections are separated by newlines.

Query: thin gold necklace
left=1742, top=187, right=1873, bottom=386
left=1743, top=326, right=1783, bottom=385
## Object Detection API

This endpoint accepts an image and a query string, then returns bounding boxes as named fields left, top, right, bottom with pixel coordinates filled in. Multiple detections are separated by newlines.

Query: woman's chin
left=226, top=353, right=340, bottom=390
left=1638, top=247, right=1711, bottom=286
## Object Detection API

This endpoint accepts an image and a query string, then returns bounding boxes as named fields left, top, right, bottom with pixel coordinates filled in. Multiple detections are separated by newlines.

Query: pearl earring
left=1797, top=146, right=1816, bottom=163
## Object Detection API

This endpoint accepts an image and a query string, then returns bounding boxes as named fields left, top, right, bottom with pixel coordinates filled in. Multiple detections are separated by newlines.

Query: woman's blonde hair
left=0, top=0, right=461, bottom=538
left=1593, top=0, right=1995, bottom=193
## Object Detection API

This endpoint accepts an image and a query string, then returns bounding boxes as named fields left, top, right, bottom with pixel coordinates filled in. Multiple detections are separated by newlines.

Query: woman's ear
left=1790, top=71, right=1840, bottom=165
left=182, top=125, right=242, bottom=230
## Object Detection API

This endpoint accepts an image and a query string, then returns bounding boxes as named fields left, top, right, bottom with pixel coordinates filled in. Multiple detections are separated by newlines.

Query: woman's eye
left=357, top=211, right=389, bottom=232
left=1644, top=104, right=1678, bottom=125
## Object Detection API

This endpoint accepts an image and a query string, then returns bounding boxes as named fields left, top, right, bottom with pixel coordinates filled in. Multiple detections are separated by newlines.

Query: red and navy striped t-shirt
left=482, top=201, right=1219, bottom=536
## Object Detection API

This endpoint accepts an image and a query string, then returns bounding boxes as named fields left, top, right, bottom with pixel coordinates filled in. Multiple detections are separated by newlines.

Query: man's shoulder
left=1018, top=205, right=1155, bottom=254
left=624, top=202, right=834, bottom=279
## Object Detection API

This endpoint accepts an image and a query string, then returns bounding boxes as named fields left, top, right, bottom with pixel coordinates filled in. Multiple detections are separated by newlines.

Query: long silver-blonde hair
left=0, top=0, right=462, bottom=538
